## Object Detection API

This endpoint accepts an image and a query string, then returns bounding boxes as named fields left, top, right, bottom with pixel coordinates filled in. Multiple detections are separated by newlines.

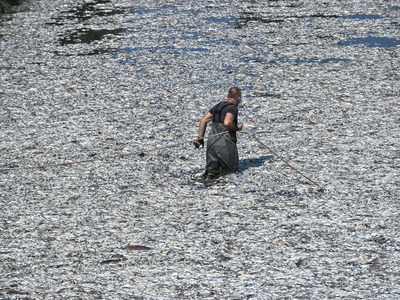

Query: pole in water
left=242, top=129, right=325, bottom=193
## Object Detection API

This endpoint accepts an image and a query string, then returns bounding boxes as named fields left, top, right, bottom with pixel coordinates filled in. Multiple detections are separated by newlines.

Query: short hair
left=228, top=87, right=241, bottom=100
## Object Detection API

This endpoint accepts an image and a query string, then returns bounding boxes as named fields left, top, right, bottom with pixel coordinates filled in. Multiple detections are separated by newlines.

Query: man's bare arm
left=224, top=112, right=243, bottom=131
left=198, top=112, right=213, bottom=139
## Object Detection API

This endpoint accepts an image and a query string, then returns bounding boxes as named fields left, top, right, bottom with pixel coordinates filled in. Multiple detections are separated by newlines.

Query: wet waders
left=205, top=122, right=239, bottom=177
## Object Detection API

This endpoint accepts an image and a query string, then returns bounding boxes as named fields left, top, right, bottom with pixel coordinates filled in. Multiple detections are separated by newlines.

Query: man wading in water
left=194, top=87, right=244, bottom=181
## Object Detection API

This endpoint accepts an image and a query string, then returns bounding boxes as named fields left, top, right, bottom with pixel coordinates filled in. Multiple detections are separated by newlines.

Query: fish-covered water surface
left=1, top=0, right=399, bottom=298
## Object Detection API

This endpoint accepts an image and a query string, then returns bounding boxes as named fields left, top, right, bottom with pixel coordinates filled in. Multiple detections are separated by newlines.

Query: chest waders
left=205, top=103, right=239, bottom=176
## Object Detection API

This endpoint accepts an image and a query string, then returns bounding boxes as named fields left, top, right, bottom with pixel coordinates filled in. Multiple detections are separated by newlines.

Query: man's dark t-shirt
left=209, top=101, right=238, bottom=125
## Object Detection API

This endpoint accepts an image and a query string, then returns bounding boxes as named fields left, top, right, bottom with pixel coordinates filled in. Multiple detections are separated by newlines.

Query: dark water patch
left=46, top=0, right=125, bottom=25
left=237, top=13, right=341, bottom=26
left=221, top=12, right=385, bottom=29
left=59, top=28, right=123, bottom=45
left=339, top=37, right=400, bottom=48
left=302, top=14, right=340, bottom=19
left=298, top=13, right=382, bottom=21
left=341, top=14, right=383, bottom=20
left=236, top=13, right=283, bottom=28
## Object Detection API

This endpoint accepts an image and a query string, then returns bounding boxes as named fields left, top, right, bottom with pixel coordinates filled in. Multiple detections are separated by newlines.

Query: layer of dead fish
left=1, top=0, right=399, bottom=298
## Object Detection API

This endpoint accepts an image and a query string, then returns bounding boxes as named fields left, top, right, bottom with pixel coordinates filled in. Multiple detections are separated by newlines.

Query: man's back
left=210, top=101, right=238, bottom=125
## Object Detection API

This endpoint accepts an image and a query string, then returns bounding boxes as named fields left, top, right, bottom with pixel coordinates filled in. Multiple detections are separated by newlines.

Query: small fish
left=125, top=245, right=152, bottom=251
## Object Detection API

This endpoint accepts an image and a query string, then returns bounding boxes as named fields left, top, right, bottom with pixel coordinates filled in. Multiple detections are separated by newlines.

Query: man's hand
left=238, top=124, right=243, bottom=131
left=194, top=138, right=204, bottom=148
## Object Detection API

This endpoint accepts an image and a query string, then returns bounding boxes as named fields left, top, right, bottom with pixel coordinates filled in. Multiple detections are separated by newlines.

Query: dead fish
left=125, top=245, right=152, bottom=251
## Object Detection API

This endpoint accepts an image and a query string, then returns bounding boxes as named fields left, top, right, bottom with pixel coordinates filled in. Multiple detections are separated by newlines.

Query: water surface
left=340, top=37, right=400, bottom=47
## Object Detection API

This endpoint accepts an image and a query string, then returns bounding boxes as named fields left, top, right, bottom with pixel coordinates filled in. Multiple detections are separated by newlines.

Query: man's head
left=227, top=87, right=242, bottom=105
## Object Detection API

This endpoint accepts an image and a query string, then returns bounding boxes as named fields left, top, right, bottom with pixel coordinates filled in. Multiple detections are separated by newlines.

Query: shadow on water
left=239, top=155, right=273, bottom=172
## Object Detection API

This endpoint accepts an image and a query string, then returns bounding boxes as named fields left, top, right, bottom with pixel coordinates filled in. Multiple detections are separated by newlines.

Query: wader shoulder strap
left=212, top=102, right=235, bottom=123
